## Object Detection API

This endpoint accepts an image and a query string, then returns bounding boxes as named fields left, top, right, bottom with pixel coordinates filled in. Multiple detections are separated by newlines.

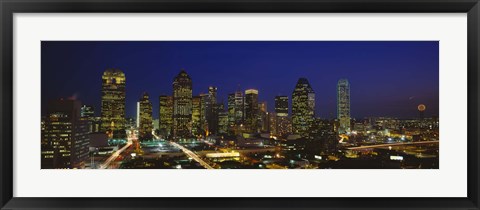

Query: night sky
left=41, top=41, right=439, bottom=119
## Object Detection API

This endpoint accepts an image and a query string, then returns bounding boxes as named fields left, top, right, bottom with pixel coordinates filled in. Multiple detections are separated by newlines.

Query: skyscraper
left=244, top=89, right=259, bottom=133
left=227, top=93, right=235, bottom=130
left=41, top=98, right=89, bottom=169
left=275, top=96, right=291, bottom=137
left=277, top=116, right=292, bottom=137
left=259, top=101, right=268, bottom=132
left=337, top=79, right=351, bottom=134
left=292, top=78, right=315, bottom=137
left=234, top=91, right=244, bottom=126
left=275, top=96, right=289, bottom=117
left=206, top=86, right=218, bottom=134
left=199, top=93, right=209, bottom=133
left=159, top=95, right=173, bottom=138
left=100, top=68, right=126, bottom=138
left=173, top=70, right=193, bottom=139
left=80, top=105, right=96, bottom=133
left=227, top=93, right=236, bottom=130
left=191, top=96, right=202, bottom=135
left=217, top=103, right=229, bottom=134
left=208, top=86, right=217, bottom=103
left=138, top=92, right=153, bottom=141
left=268, top=112, right=277, bottom=135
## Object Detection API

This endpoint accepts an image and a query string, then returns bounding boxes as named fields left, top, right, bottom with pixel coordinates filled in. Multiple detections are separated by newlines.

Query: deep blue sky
left=41, top=41, right=439, bottom=119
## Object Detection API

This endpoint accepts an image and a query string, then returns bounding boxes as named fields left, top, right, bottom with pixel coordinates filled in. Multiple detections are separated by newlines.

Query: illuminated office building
left=234, top=91, right=244, bottom=125
left=268, top=112, right=277, bottom=135
left=199, top=93, right=209, bottom=132
left=244, top=89, right=259, bottom=133
left=217, top=103, right=225, bottom=113
left=337, top=79, right=351, bottom=134
left=292, top=78, right=315, bottom=137
left=80, top=105, right=99, bottom=133
left=218, top=102, right=229, bottom=134
left=172, top=70, right=193, bottom=139
left=138, top=92, right=153, bottom=141
left=218, top=112, right=229, bottom=134
left=259, top=101, right=268, bottom=132
left=275, top=96, right=289, bottom=117
left=311, top=118, right=337, bottom=153
left=206, top=86, right=218, bottom=134
left=228, top=91, right=245, bottom=134
left=275, top=96, right=291, bottom=137
left=277, top=116, right=292, bottom=137
left=192, top=96, right=202, bottom=135
left=159, top=95, right=173, bottom=137
left=227, top=93, right=236, bottom=129
left=100, top=68, right=126, bottom=138
left=41, top=98, right=89, bottom=169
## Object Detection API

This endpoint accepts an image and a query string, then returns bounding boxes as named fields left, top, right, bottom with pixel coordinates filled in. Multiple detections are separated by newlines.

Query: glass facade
left=206, top=86, right=218, bottom=134
left=138, top=92, right=153, bottom=141
left=159, top=95, right=173, bottom=137
left=172, top=70, right=193, bottom=139
left=41, top=99, right=89, bottom=169
left=100, top=68, right=126, bottom=138
left=227, top=93, right=236, bottom=130
left=275, top=96, right=291, bottom=137
left=191, top=96, right=202, bottom=135
left=337, top=79, right=351, bottom=134
left=244, top=89, right=259, bottom=133
left=292, top=78, right=315, bottom=137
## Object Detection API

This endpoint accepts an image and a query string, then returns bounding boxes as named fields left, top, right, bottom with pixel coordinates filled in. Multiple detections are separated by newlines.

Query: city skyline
left=41, top=41, right=439, bottom=169
left=41, top=41, right=439, bottom=119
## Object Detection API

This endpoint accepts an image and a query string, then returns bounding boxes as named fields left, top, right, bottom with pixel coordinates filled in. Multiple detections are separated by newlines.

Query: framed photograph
left=1, top=0, right=479, bottom=209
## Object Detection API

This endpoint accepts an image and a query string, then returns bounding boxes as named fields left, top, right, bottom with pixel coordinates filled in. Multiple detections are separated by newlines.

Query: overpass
left=347, top=140, right=439, bottom=150
left=169, top=141, right=214, bottom=169
left=99, top=132, right=134, bottom=169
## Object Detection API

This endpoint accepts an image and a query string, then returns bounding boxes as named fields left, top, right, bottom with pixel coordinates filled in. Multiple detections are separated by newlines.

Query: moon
left=418, top=104, right=426, bottom=112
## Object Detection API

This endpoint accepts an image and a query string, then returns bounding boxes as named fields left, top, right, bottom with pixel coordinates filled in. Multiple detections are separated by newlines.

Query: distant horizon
left=41, top=41, right=439, bottom=119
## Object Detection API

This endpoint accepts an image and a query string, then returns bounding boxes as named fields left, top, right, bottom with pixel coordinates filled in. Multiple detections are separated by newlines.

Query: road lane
left=347, top=140, right=439, bottom=150
left=169, top=141, right=214, bottom=169
left=99, top=135, right=134, bottom=169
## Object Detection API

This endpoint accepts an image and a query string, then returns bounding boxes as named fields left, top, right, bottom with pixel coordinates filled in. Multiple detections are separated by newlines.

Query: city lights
left=41, top=41, right=439, bottom=170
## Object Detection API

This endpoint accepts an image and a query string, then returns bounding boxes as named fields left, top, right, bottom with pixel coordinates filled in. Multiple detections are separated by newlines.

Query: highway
left=169, top=141, right=214, bottom=169
left=99, top=133, right=134, bottom=169
left=347, top=140, right=439, bottom=150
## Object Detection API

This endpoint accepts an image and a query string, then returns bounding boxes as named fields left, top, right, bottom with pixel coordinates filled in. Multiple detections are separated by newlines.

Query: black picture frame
left=1, top=0, right=479, bottom=209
